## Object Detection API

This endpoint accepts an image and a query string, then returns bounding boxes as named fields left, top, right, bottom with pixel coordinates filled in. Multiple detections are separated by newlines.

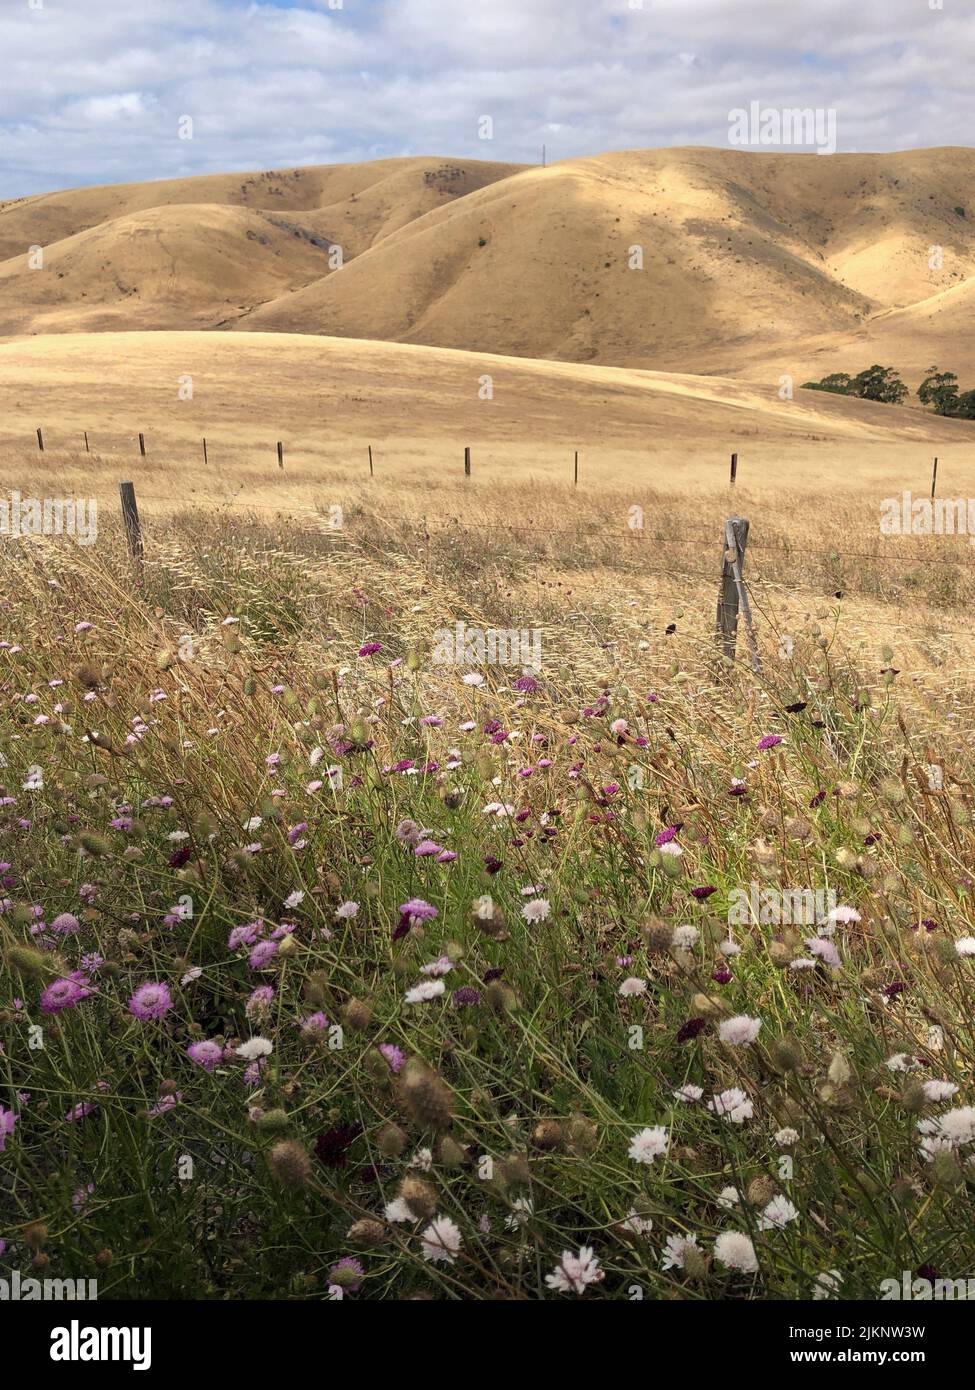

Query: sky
left=0, top=0, right=972, bottom=199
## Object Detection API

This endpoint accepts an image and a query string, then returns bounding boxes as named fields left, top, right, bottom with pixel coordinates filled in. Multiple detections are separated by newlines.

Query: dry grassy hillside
left=0, top=157, right=522, bottom=335
left=244, top=147, right=975, bottom=373
left=2, top=148, right=974, bottom=385
left=741, top=274, right=975, bottom=392
left=0, top=332, right=972, bottom=511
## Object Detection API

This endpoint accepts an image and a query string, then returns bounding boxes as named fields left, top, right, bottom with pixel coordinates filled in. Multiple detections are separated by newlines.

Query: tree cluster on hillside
left=801, top=364, right=975, bottom=417
left=916, top=367, right=975, bottom=418
left=799, top=365, right=908, bottom=405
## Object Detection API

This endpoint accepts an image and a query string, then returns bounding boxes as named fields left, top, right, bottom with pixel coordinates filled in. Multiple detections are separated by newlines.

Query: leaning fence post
left=277, top=441, right=284, bottom=470
left=203, top=437, right=208, bottom=466
left=368, top=445, right=374, bottom=477
left=931, top=456, right=938, bottom=500
left=138, top=432, right=146, bottom=458
left=716, top=516, right=760, bottom=672
left=36, top=428, right=44, bottom=452
left=464, top=446, right=471, bottom=477
left=119, top=481, right=144, bottom=568
left=84, top=431, right=90, bottom=454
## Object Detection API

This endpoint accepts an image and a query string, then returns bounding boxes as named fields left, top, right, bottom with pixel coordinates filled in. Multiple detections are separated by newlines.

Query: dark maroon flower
left=917, top=1264, right=938, bottom=1282
left=690, top=885, right=717, bottom=901
left=314, top=1121, right=363, bottom=1168
left=392, top=915, right=413, bottom=941
left=913, top=919, right=938, bottom=933
left=168, top=845, right=192, bottom=868
left=676, top=1016, right=707, bottom=1044
left=484, top=855, right=503, bottom=875
left=512, top=676, right=539, bottom=694
left=809, top=791, right=827, bottom=808
left=883, top=981, right=907, bottom=998
left=712, top=968, right=732, bottom=984
left=452, top=987, right=481, bottom=1006
left=483, top=967, right=505, bottom=983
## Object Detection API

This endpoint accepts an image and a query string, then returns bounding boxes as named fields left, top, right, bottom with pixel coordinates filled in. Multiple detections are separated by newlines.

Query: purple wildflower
left=187, top=1040, right=223, bottom=1072
left=379, top=1043, right=405, bottom=1073
left=452, top=987, right=481, bottom=1007
left=0, top=1105, right=17, bottom=1152
left=40, top=977, right=91, bottom=1015
left=127, top=981, right=173, bottom=1021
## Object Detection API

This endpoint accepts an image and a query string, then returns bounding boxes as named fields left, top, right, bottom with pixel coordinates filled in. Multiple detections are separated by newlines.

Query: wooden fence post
left=119, top=482, right=144, bottom=567
left=84, top=431, right=90, bottom=454
left=277, top=441, right=284, bottom=470
left=464, top=446, right=471, bottom=477
left=138, top=433, right=146, bottom=458
left=36, top=428, right=44, bottom=452
left=368, top=445, right=374, bottom=477
left=931, top=456, right=938, bottom=500
left=716, top=516, right=761, bottom=672
left=203, top=437, right=208, bottom=466
left=730, top=452, right=738, bottom=486
left=574, top=450, right=579, bottom=486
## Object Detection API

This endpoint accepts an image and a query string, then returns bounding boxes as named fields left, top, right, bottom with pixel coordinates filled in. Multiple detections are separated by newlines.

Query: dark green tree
left=800, top=372, right=854, bottom=395
left=850, top=365, right=908, bottom=405
left=918, top=366, right=961, bottom=416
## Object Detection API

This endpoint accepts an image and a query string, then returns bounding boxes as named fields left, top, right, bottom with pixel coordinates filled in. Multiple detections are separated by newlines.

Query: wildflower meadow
left=2, top=486, right=974, bottom=1305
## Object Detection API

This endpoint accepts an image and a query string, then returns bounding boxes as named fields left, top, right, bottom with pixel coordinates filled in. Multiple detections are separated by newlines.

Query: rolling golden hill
left=1, top=147, right=974, bottom=386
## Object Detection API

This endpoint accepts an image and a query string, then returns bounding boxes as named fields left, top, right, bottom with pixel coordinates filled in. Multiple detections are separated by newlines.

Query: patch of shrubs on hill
left=801, top=364, right=975, bottom=418
left=800, top=365, right=908, bottom=405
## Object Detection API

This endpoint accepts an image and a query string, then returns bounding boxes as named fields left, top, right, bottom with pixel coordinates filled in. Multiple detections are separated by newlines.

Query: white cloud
left=0, top=0, right=971, bottom=198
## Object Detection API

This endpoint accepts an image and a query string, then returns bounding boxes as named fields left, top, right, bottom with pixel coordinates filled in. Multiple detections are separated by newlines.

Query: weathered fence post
left=36, top=428, right=44, bottom=452
left=716, top=516, right=760, bottom=672
left=277, top=441, right=284, bottom=470
left=730, top=451, right=738, bottom=486
left=138, top=433, right=146, bottom=458
left=203, top=437, right=208, bottom=466
left=84, top=431, right=90, bottom=454
left=119, top=481, right=144, bottom=567
left=931, top=456, right=938, bottom=500
left=368, top=445, right=374, bottom=477
left=574, top=450, right=579, bottom=486
left=464, top=446, right=471, bottom=477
